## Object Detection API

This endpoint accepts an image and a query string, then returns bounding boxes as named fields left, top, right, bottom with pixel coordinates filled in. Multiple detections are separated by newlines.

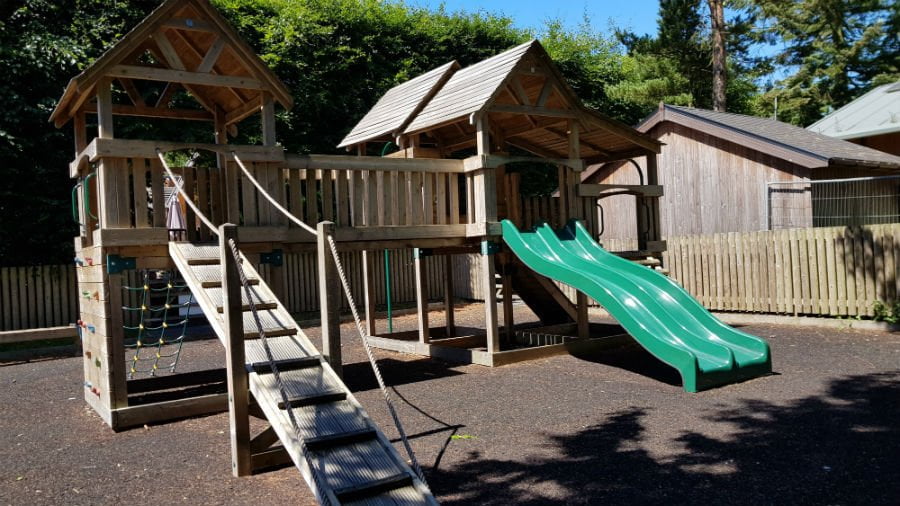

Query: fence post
left=220, top=223, right=250, bottom=477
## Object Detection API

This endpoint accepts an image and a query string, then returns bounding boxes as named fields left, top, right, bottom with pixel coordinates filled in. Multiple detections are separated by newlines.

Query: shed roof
left=807, top=81, right=900, bottom=140
left=337, top=61, right=459, bottom=148
left=644, top=104, right=900, bottom=169
left=50, top=0, right=293, bottom=128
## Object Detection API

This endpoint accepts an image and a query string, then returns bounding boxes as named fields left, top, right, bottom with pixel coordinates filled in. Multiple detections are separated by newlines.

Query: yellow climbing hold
left=162, top=322, right=168, bottom=328
left=143, top=284, right=149, bottom=291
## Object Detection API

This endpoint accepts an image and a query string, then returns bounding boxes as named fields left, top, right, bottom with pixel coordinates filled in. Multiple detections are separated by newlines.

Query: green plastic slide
left=501, top=219, right=772, bottom=392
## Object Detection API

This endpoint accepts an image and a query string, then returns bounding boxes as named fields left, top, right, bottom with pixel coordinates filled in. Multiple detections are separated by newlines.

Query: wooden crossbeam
left=196, top=37, right=226, bottom=73
left=489, top=104, right=577, bottom=118
left=169, top=29, right=250, bottom=105
left=118, top=78, right=146, bottom=107
left=83, top=103, right=214, bottom=121
left=108, top=65, right=264, bottom=90
left=536, top=79, right=554, bottom=107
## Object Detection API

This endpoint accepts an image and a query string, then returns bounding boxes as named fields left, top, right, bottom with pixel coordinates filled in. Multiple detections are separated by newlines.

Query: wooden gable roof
left=50, top=0, right=293, bottom=128
left=342, top=39, right=659, bottom=160
left=337, top=61, right=459, bottom=148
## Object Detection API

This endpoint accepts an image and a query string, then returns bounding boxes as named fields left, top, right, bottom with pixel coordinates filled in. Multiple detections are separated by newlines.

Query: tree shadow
left=428, top=371, right=900, bottom=504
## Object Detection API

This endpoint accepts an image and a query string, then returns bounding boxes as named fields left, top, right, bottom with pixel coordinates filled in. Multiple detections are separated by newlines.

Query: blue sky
left=410, top=0, right=661, bottom=37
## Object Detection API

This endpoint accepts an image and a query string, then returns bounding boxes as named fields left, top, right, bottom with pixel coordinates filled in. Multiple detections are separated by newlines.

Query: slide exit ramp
left=501, top=219, right=771, bottom=392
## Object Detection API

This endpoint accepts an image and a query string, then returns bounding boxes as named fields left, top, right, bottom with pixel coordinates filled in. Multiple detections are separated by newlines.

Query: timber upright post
left=317, top=221, right=343, bottom=377
left=475, top=116, right=500, bottom=354
left=220, top=223, right=251, bottom=477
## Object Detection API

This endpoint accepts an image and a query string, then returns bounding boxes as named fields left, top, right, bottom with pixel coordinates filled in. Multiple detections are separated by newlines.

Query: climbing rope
left=122, top=270, right=193, bottom=378
left=233, top=152, right=429, bottom=486
left=226, top=238, right=333, bottom=506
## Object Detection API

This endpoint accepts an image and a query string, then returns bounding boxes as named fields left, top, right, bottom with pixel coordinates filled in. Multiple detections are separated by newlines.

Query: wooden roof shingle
left=337, top=61, right=459, bottom=148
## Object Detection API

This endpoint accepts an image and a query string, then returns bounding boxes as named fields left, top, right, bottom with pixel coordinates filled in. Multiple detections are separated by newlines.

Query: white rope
left=155, top=149, right=218, bottom=236
left=325, top=234, right=428, bottom=485
left=232, top=153, right=317, bottom=236
left=231, top=152, right=428, bottom=486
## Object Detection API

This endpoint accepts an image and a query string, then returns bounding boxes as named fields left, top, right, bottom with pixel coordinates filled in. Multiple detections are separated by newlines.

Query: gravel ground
left=2, top=302, right=899, bottom=505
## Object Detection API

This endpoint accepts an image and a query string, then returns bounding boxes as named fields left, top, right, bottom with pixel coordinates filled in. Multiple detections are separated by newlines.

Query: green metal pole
left=380, top=142, right=397, bottom=333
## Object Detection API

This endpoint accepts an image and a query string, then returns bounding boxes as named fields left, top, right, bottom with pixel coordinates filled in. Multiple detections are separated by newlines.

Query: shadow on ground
left=428, top=371, right=900, bottom=504
left=342, top=357, right=465, bottom=392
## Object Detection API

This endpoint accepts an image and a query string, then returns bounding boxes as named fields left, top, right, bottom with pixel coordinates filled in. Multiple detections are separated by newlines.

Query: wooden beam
left=196, top=36, right=226, bottom=73
left=506, top=137, right=563, bottom=159
left=154, top=82, right=180, bottom=108
left=85, top=138, right=285, bottom=163
left=508, top=77, right=532, bottom=106
left=225, top=97, right=263, bottom=125
left=83, top=103, right=214, bottom=121
left=261, top=92, right=276, bottom=146
left=152, top=31, right=187, bottom=71
left=489, top=104, right=577, bottom=118
left=108, top=65, right=264, bottom=90
left=118, top=78, right=146, bottom=107
left=536, top=79, right=554, bottom=107
left=169, top=29, right=251, bottom=106
left=285, top=154, right=464, bottom=173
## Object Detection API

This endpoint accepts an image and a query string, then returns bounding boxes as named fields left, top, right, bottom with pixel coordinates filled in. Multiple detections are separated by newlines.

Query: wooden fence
left=0, top=265, right=79, bottom=332
left=604, top=224, right=899, bottom=317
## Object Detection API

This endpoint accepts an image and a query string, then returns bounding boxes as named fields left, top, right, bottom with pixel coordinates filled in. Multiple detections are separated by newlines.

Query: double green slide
left=501, top=220, right=772, bottom=392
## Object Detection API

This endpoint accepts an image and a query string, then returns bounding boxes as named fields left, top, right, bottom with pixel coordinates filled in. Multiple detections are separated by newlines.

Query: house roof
left=807, top=81, right=900, bottom=140
left=50, top=0, right=293, bottom=128
left=337, top=61, right=459, bottom=148
left=643, top=104, right=900, bottom=169
left=341, top=40, right=660, bottom=160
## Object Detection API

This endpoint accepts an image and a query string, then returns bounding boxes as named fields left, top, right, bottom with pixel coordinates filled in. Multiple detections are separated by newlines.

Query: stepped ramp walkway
left=161, top=151, right=436, bottom=505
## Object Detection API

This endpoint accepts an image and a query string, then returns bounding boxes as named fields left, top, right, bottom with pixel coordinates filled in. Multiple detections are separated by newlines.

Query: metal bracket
left=259, top=249, right=284, bottom=267
left=481, top=241, right=501, bottom=256
left=413, top=248, right=433, bottom=259
left=106, top=254, right=136, bottom=274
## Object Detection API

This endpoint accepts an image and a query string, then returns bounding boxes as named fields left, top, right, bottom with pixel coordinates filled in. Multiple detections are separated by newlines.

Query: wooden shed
left=583, top=104, right=900, bottom=240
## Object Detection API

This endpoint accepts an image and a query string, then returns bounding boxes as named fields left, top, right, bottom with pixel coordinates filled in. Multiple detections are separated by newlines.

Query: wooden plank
left=414, top=251, right=430, bottom=344
left=398, top=172, right=409, bottom=226
left=132, top=159, right=150, bottom=228
left=843, top=227, right=857, bottom=316
left=435, top=173, right=447, bottom=225
left=835, top=228, right=848, bottom=315
left=864, top=227, right=876, bottom=316
left=289, top=168, right=303, bottom=223
left=797, top=227, right=811, bottom=314
left=0, top=326, right=77, bottom=345
left=853, top=227, right=866, bottom=315
left=449, top=174, right=460, bottom=225
left=183, top=166, right=197, bottom=240
left=286, top=153, right=464, bottom=173
left=321, top=169, right=334, bottom=221
left=241, top=164, right=257, bottom=226
left=423, top=173, right=434, bottom=224
left=335, top=170, right=349, bottom=227
left=375, top=171, right=385, bottom=226
left=307, top=168, right=319, bottom=225
left=389, top=172, right=400, bottom=226
left=197, top=167, right=210, bottom=240
left=410, top=172, right=424, bottom=225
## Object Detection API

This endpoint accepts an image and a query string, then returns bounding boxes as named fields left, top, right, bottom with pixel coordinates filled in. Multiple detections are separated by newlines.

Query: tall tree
left=748, top=0, right=898, bottom=125
left=707, top=0, right=727, bottom=111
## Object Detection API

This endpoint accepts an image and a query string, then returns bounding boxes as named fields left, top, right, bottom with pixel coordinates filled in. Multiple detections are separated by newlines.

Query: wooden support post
left=74, top=111, right=88, bottom=156
left=106, top=273, right=127, bottom=409
left=414, top=249, right=430, bottom=344
left=481, top=242, right=499, bottom=354
left=220, top=223, right=251, bottom=477
left=557, top=165, right=568, bottom=226
left=576, top=292, right=589, bottom=339
left=567, top=120, right=581, bottom=220
left=214, top=106, right=232, bottom=225
left=444, top=254, right=455, bottom=337
left=261, top=92, right=276, bottom=147
left=317, top=221, right=343, bottom=377
left=97, top=78, right=114, bottom=139
left=646, top=153, right=662, bottom=244
left=501, top=257, right=514, bottom=343
left=362, top=250, right=377, bottom=336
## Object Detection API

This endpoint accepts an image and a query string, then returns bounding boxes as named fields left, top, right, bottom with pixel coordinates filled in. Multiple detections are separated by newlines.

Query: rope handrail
left=231, top=152, right=429, bottom=489
left=232, top=153, right=317, bottom=236
left=155, top=148, right=219, bottom=237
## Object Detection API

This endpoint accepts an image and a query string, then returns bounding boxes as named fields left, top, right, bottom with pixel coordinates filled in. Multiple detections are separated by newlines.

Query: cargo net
left=122, top=270, right=194, bottom=378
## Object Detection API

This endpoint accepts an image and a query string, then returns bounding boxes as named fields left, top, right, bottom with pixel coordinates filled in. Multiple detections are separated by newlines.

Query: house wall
left=593, top=122, right=812, bottom=240
left=851, top=132, right=900, bottom=156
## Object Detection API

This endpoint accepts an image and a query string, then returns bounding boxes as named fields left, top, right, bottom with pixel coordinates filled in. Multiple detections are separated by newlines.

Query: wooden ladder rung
left=216, top=302, right=279, bottom=313
left=305, top=428, right=377, bottom=451
left=243, top=327, right=297, bottom=340
left=277, top=391, right=346, bottom=409
left=247, top=356, right=322, bottom=374
left=186, top=257, right=220, bottom=266
left=333, top=472, right=414, bottom=502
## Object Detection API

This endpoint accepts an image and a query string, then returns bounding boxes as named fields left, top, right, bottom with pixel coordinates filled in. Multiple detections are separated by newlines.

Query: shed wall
left=594, top=122, right=812, bottom=240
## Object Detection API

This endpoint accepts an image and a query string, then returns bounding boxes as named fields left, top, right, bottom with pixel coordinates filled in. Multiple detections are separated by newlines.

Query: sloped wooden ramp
left=170, top=242, right=436, bottom=505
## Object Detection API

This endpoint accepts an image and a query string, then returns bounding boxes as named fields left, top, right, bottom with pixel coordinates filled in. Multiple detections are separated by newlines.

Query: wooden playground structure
left=53, top=0, right=664, bottom=502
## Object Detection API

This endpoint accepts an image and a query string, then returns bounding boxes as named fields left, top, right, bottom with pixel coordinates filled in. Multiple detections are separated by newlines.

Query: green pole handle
left=83, top=171, right=98, bottom=220
left=71, top=183, right=82, bottom=224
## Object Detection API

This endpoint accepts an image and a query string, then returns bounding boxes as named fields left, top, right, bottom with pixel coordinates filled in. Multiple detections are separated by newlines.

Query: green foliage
left=746, top=0, right=898, bottom=125
left=872, top=301, right=900, bottom=324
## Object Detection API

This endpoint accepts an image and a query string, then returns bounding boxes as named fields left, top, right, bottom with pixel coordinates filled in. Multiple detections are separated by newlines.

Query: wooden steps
left=169, top=242, right=436, bottom=505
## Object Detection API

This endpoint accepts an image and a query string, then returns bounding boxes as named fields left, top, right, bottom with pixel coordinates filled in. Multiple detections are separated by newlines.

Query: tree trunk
left=708, top=0, right=727, bottom=112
